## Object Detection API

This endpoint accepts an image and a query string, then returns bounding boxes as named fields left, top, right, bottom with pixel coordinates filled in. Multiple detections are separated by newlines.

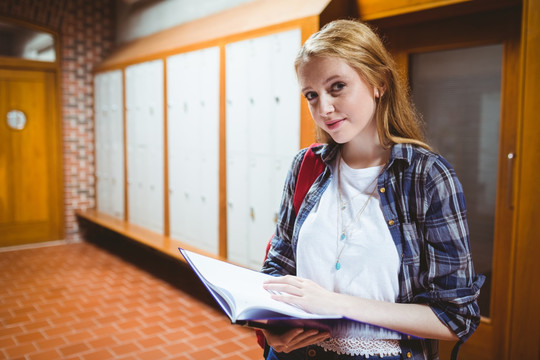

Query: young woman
left=260, top=19, right=484, bottom=360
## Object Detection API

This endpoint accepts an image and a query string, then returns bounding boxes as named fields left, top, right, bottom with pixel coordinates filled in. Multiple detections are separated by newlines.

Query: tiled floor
left=0, top=234, right=264, bottom=360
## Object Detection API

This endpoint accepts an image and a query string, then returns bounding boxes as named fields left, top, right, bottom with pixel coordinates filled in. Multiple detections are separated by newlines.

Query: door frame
left=0, top=17, right=64, bottom=245
left=372, top=6, right=521, bottom=359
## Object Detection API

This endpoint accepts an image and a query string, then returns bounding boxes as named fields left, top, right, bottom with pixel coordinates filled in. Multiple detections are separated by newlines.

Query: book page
left=180, top=249, right=341, bottom=321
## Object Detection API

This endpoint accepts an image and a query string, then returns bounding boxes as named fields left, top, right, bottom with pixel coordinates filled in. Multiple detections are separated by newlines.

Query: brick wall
left=0, top=0, right=116, bottom=240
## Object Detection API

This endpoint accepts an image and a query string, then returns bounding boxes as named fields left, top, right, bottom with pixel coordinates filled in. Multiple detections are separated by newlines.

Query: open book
left=179, top=248, right=410, bottom=339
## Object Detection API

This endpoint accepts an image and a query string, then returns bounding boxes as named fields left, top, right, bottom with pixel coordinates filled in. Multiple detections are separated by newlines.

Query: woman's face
left=297, top=56, right=379, bottom=146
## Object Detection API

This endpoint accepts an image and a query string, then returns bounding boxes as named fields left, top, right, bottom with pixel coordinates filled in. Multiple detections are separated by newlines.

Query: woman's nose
left=318, top=95, right=335, bottom=117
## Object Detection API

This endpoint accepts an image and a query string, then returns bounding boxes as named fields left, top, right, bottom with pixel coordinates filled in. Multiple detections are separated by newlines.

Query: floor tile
left=0, top=237, right=263, bottom=359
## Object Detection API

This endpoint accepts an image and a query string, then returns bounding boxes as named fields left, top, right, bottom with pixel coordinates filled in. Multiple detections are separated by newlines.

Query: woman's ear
left=374, top=85, right=386, bottom=99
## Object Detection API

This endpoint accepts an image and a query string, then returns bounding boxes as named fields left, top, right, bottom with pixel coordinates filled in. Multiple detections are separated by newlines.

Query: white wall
left=116, top=0, right=255, bottom=44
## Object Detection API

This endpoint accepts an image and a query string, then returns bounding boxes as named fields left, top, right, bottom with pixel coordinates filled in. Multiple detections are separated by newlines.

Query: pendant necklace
left=335, top=154, right=384, bottom=271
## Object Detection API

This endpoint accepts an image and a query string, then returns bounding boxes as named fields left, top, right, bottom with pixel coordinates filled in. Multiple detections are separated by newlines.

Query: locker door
left=125, top=66, right=139, bottom=225
left=247, top=155, right=275, bottom=269
left=145, top=60, right=164, bottom=234
left=226, top=41, right=250, bottom=263
left=225, top=42, right=249, bottom=155
left=271, top=29, right=301, bottom=157
left=167, top=54, right=184, bottom=241
left=270, top=29, right=301, bottom=226
left=101, top=74, right=113, bottom=215
left=94, top=74, right=108, bottom=214
left=226, top=153, right=249, bottom=263
left=179, top=53, right=199, bottom=243
left=247, top=36, right=273, bottom=155
left=133, top=64, right=147, bottom=227
left=109, top=70, right=124, bottom=219
left=196, top=47, right=220, bottom=254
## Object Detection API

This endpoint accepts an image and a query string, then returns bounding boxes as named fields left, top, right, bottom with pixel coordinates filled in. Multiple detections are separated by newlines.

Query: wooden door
left=0, top=68, right=63, bottom=246
left=377, top=7, right=521, bottom=359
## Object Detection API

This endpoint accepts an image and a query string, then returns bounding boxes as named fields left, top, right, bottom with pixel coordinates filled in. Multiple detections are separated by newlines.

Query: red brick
left=27, top=349, right=62, bottom=360
left=81, top=348, right=114, bottom=360
left=59, top=342, right=91, bottom=357
left=5, top=343, right=38, bottom=358
left=15, top=331, right=46, bottom=344
left=36, top=337, right=67, bottom=350
left=110, top=342, right=140, bottom=356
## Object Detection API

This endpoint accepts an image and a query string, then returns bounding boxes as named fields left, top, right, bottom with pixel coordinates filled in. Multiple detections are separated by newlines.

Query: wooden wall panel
left=508, top=0, right=540, bottom=357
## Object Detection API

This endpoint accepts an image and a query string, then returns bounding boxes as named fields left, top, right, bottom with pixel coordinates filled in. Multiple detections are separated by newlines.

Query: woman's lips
left=325, top=118, right=345, bottom=130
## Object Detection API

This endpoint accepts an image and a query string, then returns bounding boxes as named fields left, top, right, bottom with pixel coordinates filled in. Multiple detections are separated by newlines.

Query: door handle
left=507, top=152, right=515, bottom=209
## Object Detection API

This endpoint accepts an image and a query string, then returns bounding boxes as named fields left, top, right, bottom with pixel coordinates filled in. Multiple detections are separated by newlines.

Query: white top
left=297, top=158, right=401, bottom=356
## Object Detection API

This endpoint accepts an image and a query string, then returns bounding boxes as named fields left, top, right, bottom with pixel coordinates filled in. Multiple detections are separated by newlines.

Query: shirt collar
left=312, top=142, right=417, bottom=168
left=389, top=143, right=416, bottom=167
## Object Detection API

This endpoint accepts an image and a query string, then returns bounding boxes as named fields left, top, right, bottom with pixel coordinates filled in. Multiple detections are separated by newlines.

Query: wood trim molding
left=357, top=0, right=470, bottom=20
left=508, top=0, right=540, bottom=357
left=95, top=0, right=333, bottom=71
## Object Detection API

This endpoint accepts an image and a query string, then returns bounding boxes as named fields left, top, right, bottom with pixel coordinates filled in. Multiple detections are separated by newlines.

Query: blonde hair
left=295, top=19, right=430, bottom=150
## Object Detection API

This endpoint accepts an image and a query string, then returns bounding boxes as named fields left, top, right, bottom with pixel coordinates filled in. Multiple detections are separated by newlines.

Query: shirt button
left=307, top=349, right=317, bottom=357
left=379, top=187, right=386, bottom=193
left=388, top=219, right=395, bottom=226
left=406, top=352, right=412, bottom=358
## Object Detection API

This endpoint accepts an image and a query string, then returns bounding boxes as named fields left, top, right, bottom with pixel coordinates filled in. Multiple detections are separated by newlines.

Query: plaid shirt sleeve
left=411, top=154, right=485, bottom=342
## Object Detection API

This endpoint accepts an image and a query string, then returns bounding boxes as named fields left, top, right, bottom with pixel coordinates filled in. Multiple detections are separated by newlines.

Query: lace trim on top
left=319, top=337, right=401, bottom=357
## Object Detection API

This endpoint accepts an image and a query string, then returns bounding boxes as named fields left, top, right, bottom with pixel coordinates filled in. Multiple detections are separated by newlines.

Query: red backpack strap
left=293, top=143, right=325, bottom=215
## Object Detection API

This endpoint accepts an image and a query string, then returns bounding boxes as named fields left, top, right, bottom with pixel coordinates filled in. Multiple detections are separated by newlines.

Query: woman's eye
left=331, top=82, right=345, bottom=92
left=304, top=92, right=317, bottom=101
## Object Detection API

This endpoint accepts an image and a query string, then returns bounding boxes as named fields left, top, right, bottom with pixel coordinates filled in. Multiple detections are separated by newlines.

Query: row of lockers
left=94, top=29, right=301, bottom=269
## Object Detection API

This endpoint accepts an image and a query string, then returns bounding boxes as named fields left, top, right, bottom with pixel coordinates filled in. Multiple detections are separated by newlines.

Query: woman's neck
left=340, top=138, right=390, bottom=169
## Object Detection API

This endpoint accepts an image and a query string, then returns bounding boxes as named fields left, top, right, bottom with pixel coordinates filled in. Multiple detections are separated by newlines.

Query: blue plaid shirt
left=262, top=143, right=485, bottom=360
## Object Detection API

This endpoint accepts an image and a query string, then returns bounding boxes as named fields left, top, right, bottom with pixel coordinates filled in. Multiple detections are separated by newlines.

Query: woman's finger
left=264, top=282, right=303, bottom=297
left=262, top=328, right=303, bottom=348
left=289, top=331, right=331, bottom=351
left=264, top=275, right=304, bottom=286
left=262, top=328, right=330, bottom=353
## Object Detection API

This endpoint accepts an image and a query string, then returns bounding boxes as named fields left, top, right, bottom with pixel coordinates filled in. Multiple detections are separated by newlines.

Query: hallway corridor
left=0, top=236, right=263, bottom=360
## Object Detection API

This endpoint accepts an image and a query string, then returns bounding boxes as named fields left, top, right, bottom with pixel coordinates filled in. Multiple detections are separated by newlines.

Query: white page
left=181, top=249, right=341, bottom=320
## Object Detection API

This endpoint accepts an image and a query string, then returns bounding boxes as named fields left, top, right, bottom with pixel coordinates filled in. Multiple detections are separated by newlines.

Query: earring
left=375, top=89, right=380, bottom=98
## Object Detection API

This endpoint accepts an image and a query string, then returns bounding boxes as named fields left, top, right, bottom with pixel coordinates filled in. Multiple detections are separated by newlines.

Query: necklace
left=335, top=155, right=384, bottom=271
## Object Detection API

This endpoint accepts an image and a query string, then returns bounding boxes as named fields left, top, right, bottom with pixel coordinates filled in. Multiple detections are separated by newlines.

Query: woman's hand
left=263, top=275, right=341, bottom=316
left=262, top=328, right=330, bottom=353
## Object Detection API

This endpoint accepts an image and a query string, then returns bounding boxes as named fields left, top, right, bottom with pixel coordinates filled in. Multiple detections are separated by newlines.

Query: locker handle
left=250, top=207, right=255, bottom=221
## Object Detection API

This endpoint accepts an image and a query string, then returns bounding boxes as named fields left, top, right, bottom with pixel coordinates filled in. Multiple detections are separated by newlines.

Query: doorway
left=0, top=67, right=64, bottom=246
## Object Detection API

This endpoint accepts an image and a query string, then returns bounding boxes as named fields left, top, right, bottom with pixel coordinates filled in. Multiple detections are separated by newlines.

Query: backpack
left=256, top=143, right=325, bottom=350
